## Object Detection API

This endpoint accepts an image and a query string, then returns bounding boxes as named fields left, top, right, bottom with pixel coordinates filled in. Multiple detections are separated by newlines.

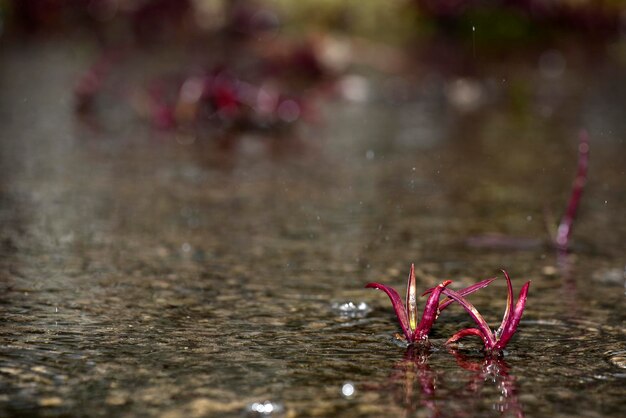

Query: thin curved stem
left=556, top=129, right=589, bottom=250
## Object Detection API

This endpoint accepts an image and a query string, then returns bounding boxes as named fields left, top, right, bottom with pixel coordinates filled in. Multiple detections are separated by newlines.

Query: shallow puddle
left=0, top=39, right=625, bottom=417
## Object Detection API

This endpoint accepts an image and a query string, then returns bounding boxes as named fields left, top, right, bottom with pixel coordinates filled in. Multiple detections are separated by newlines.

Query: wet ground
left=0, top=39, right=625, bottom=417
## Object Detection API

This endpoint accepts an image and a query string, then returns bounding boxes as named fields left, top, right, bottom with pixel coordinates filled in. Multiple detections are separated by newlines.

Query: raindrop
left=472, top=26, right=476, bottom=58
left=341, top=382, right=355, bottom=398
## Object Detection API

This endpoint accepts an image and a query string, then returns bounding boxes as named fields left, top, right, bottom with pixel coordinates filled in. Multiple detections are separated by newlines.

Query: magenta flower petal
left=494, top=281, right=530, bottom=350
left=415, top=280, right=451, bottom=340
left=440, top=288, right=496, bottom=346
left=446, top=328, right=488, bottom=346
left=367, top=268, right=529, bottom=352
left=406, top=264, right=418, bottom=333
left=365, top=282, right=412, bottom=341
left=366, top=267, right=456, bottom=344
left=433, top=277, right=497, bottom=311
left=443, top=272, right=530, bottom=352
left=495, top=270, right=514, bottom=339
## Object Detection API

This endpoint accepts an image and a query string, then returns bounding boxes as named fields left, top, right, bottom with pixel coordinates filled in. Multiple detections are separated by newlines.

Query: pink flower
left=440, top=270, right=530, bottom=352
left=366, top=264, right=495, bottom=344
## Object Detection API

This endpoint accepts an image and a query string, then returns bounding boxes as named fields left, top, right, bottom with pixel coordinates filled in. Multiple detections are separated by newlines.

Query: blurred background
left=1, top=0, right=625, bottom=139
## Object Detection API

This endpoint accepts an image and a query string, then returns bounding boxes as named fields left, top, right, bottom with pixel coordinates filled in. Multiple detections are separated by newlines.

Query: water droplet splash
left=246, top=401, right=284, bottom=416
left=331, top=301, right=371, bottom=318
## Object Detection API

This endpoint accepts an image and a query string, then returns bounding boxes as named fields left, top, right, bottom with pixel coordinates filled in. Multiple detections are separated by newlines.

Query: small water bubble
left=526, top=215, right=533, bottom=221
left=181, top=242, right=192, bottom=253
left=341, top=382, right=355, bottom=398
left=331, top=301, right=371, bottom=318
left=246, top=401, right=284, bottom=416
left=365, top=150, right=375, bottom=160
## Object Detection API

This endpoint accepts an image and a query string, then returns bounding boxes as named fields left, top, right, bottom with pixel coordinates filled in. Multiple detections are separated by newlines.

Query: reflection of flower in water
left=367, top=347, right=525, bottom=418
left=449, top=349, right=524, bottom=418
left=386, top=347, right=439, bottom=418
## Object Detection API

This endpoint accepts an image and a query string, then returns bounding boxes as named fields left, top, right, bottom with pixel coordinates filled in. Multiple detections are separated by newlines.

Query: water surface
left=0, top=40, right=625, bottom=417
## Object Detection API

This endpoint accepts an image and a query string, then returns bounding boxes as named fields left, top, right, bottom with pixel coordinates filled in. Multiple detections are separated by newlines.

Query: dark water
left=1, top=40, right=625, bottom=418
